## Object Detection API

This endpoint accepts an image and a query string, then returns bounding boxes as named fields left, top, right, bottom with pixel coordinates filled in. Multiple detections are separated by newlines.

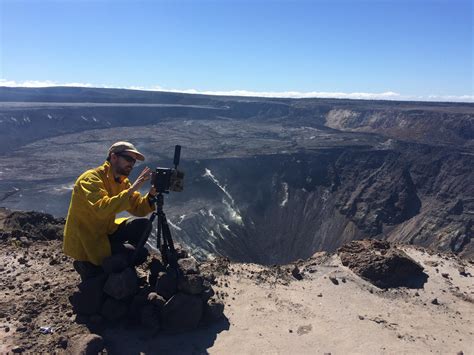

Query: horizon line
left=0, top=79, right=473, bottom=103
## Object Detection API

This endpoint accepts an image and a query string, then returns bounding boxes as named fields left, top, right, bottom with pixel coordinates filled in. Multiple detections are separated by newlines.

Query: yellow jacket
left=63, top=161, right=154, bottom=265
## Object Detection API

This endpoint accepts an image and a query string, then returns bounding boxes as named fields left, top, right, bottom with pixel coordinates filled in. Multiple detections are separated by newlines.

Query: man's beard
left=116, top=166, right=132, bottom=177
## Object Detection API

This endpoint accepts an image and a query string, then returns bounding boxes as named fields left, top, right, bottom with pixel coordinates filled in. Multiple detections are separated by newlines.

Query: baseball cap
left=108, top=141, right=145, bottom=161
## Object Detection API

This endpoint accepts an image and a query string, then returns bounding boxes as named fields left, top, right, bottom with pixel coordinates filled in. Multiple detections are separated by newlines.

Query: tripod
left=132, top=192, right=178, bottom=268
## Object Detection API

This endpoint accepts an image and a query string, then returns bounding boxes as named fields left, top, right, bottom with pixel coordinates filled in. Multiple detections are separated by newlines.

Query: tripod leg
left=159, top=211, right=178, bottom=268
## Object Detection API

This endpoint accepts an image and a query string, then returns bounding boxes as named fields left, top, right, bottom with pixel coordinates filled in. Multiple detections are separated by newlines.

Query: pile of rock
left=2, top=210, right=65, bottom=241
left=338, top=239, right=428, bottom=288
left=70, top=250, right=224, bottom=333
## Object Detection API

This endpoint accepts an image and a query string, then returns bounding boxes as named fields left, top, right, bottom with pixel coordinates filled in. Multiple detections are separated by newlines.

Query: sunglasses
left=116, top=153, right=136, bottom=164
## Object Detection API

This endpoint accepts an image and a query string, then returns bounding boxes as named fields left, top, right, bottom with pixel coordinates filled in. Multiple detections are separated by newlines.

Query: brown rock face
left=338, top=240, right=428, bottom=288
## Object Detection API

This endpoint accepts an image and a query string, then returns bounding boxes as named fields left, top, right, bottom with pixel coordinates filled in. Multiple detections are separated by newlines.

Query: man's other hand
left=129, top=167, right=152, bottom=195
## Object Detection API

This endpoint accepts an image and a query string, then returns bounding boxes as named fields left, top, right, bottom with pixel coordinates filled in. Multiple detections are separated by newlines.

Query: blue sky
left=0, top=0, right=472, bottom=101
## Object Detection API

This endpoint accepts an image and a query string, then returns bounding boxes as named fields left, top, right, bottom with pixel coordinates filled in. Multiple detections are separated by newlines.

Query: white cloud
left=0, top=79, right=472, bottom=102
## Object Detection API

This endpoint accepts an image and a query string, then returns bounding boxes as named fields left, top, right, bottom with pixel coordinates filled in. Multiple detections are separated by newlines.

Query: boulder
left=155, top=271, right=177, bottom=300
left=101, top=298, right=128, bottom=321
left=103, top=267, right=138, bottom=300
left=71, top=274, right=107, bottom=315
left=161, top=293, right=203, bottom=331
left=70, top=334, right=104, bottom=355
left=140, top=304, right=161, bottom=331
left=148, top=258, right=166, bottom=287
left=338, top=240, right=428, bottom=288
left=102, top=254, right=129, bottom=274
left=178, top=257, right=199, bottom=274
left=177, top=274, right=204, bottom=295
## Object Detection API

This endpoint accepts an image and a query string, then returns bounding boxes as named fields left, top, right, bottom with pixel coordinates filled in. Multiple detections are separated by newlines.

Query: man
left=63, top=141, right=156, bottom=279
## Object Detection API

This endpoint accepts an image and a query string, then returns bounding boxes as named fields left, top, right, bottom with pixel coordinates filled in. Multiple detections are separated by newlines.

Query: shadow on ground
left=96, top=317, right=230, bottom=355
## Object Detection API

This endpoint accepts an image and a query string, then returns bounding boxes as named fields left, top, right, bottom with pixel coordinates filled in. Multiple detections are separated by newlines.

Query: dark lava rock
left=155, top=271, right=178, bottom=300
left=329, top=276, right=339, bottom=285
left=147, top=292, right=166, bottom=309
left=101, top=298, right=128, bottom=321
left=178, top=257, right=199, bottom=274
left=291, top=266, right=303, bottom=280
left=338, top=239, right=428, bottom=288
left=431, top=298, right=440, bottom=305
left=177, top=274, right=204, bottom=295
left=70, top=334, right=104, bottom=355
left=4, top=211, right=64, bottom=241
left=102, top=254, right=129, bottom=274
left=12, top=346, right=25, bottom=353
left=71, top=274, right=107, bottom=315
left=149, top=258, right=166, bottom=287
left=161, top=292, right=203, bottom=331
left=140, top=304, right=161, bottom=331
left=175, top=246, right=189, bottom=259
left=103, top=267, right=138, bottom=300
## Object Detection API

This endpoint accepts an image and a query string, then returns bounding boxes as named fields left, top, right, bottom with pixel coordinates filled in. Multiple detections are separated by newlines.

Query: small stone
left=147, top=292, right=166, bottom=308
left=431, top=298, right=439, bottom=305
left=12, top=346, right=25, bottom=353
left=441, top=273, right=449, bottom=279
left=291, top=266, right=303, bottom=280
left=329, top=276, right=339, bottom=285
left=358, top=315, right=364, bottom=320
left=317, top=293, right=323, bottom=297
left=58, top=337, right=68, bottom=349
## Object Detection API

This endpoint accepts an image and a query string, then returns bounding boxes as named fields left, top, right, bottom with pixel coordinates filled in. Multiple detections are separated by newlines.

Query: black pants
left=109, top=217, right=151, bottom=264
left=74, top=217, right=151, bottom=280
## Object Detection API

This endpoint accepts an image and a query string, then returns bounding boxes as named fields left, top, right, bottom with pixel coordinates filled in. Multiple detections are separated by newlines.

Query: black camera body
left=152, top=145, right=184, bottom=194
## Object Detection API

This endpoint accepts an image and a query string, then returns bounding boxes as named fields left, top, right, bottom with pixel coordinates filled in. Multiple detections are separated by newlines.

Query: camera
left=152, top=145, right=184, bottom=194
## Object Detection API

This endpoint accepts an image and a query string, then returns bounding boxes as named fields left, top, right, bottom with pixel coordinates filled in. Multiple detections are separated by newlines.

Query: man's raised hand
left=129, top=167, right=152, bottom=195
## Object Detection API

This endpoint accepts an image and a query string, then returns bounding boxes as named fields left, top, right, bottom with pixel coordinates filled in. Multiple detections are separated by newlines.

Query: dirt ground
left=0, top=208, right=473, bottom=354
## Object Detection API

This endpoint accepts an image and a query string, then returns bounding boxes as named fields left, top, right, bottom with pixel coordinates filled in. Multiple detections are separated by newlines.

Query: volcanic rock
left=177, top=274, right=204, bottom=295
left=178, top=257, right=200, bottom=274
left=101, top=298, right=128, bottom=321
left=148, top=258, right=166, bottom=287
left=338, top=239, right=428, bottom=288
left=3, top=211, right=64, bottom=241
left=155, top=271, right=178, bottom=300
left=139, top=304, right=161, bottom=331
left=103, top=267, right=138, bottom=300
left=147, top=292, right=166, bottom=309
left=102, top=254, right=129, bottom=274
left=71, top=274, right=107, bottom=315
left=70, top=334, right=104, bottom=355
left=291, top=266, right=303, bottom=280
left=161, top=292, right=203, bottom=331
